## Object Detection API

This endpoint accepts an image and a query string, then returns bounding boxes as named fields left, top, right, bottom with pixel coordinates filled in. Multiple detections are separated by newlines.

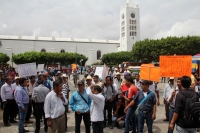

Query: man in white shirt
left=44, top=80, right=68, bottom=133
left=114, top=72, right=122, bottom=98
left=86, top=85, right=105, bottom=133
left=163, top=77, right=174, bottom=121
left=134, top=74, right=142, bottom=90
left=1, top=76, right=16, bottom=126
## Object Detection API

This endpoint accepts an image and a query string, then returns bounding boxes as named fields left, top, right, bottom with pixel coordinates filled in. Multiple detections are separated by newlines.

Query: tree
left=12, top=51, right=88, bottom=65
left=101, top=51, right=133, bottom=64
left=0, top=53, right=10, bottom=64
left=132, top=36, right=200, bottom=62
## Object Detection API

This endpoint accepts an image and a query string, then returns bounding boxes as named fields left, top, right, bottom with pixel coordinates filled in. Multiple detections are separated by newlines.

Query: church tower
left=120, top=0, right=140, bottom=51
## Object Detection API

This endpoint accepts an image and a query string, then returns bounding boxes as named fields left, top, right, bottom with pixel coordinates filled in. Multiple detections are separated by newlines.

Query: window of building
left=130, top=25, right=131, bottom=30
left=133, top=20, right=136, bottom=24
left=97, top=50, right=101, bottom=60
left=132, top=20, right=134, bottom=24
left=132, top=32, right=134, bottom=36
left=41, top=49, right=46, bottom=52
left=135, top=32, right=137, bottom=36
left=130, top=20, right=131, bottom=24
left=60, top=49, right=65, bottom=53
left=130, top=31, right=132, bottom=36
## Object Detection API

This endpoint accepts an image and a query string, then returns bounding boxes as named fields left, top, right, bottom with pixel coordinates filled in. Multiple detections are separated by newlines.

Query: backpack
left=180, top=91, right=200, bottom=128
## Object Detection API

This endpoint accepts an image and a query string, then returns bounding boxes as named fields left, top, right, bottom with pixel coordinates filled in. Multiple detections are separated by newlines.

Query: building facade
left=0, top=0, right=140, bottom=66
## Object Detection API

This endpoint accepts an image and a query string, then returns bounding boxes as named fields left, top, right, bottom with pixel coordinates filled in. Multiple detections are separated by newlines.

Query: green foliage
left=12, top=51, right=88, bottom=65
left=0, top=53, right=10, bottom=64
left=132, top=36, right=200, bottom=62
left=101, top=51, right=133, bottom=64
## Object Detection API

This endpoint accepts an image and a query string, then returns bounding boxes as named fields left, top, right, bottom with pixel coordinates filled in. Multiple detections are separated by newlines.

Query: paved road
left=0, top=76, right=177, bottom=133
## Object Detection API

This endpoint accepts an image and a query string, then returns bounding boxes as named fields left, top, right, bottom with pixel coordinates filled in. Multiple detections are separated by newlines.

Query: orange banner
left=160, top=55, right=192, bottom=77
left=72, top=64, right=77, bottom=70
left=140, top=64, right=160, bottom=82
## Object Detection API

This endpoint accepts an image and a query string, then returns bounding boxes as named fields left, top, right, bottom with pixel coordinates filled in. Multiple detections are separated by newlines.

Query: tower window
left=130, top=31, right=132, bottom=36
left=130, top=20, right=131, bottom=24
left=132, top=20, right=134, bottom=24
left=133, top=20, right=136, bottom=24
left=130, top=26, right=131, bottom=30
left=132, top=32, right=134, bottom=36
left=135, top=32, right=137, bottom=36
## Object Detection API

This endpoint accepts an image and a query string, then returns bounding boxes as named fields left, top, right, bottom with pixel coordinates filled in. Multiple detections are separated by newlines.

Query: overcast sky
left=0, top=0, right=200, bottom=40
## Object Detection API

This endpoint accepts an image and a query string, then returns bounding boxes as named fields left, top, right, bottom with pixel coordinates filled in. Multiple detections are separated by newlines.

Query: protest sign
left=140, top=64, right=160, bottom=82
left=160, top=55, right=192, bottom=77
left=94, top=67, right=103, bottom=79
left=72, top=64, right=77, bottom=70
left=18, top=62, right=37, bottom=78
left=102, top=64, right=108, bottom=82
left=37, top=64, right=44, bottom=72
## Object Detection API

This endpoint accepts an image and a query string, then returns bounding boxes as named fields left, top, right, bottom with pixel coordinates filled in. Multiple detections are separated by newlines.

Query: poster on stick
left=140, top=64, right=160, bottom=82
left=37, top=64, right=44, bottom=72
left=18, top=62, right=37, bottom=78
left=160, top=55, right=192, bottom=77
left=94, top=67, right=103, bottom=79
left=102, top=64, right=108, bottom=82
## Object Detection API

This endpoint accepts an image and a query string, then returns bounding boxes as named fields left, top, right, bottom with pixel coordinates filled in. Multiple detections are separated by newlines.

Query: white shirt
left=12, top=83, right=19, bottom=90
left=44, top=90, right=68, bottom=119
left=114, top=78, right=122, bottom=94
left=134, top=79, right=142, bottom=90
left=149, top=82, right=159, bottom=94
left=167, top=87, right=179, bottom=108
left=86, top=87, right=105, bottom=122
left=28, top=82, right=36, bottom=95
left=113, top=83, right=118, bottom=94
left=1, top=83, right=15, bottom=101
left=163, top=83, right=174, bottom=99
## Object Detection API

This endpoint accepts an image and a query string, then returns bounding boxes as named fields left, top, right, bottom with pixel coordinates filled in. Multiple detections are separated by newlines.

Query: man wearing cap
left=163, top=77, right=174, bottom=121
left=70, top=80, right=92, bottom=133
left=1, top=76, right=17, bottom=126
left=102, top=76, right=117, bottom=129
left=0, top=74, right=5, bottom=109
left=124, top=80, right=157, bottom=133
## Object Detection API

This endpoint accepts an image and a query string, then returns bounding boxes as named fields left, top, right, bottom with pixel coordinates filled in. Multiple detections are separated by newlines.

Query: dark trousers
left=0, top=96, right=3, bottom=109
left=3, top=99, right=16, bottom=124
left=165, top=102, right=170, bottom=119
left=34, top=102, right=47, bottom=132
left=25, top=95, right=32, bottom=121
left=92, top=121, right=104, bottom=133
left=138, top=110, right=153, bottom=133
left=124, top=106, right=136, bottom=133
left=104, top=101, right=113, bottom=125
left=75, top=112, right=90, bottom=133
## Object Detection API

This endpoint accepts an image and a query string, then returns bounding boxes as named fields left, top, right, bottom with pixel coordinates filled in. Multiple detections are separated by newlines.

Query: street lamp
left=80, top=59, right=83, bottom=74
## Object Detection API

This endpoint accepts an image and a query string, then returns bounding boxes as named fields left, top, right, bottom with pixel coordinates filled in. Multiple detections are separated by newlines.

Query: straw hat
left=86, top=75, right=92, bottom=80
left=61, top=74, right=68, bottom=78
left=116, top=72, right=121, bottom=76
left=14, top=76, right=20, bottom=80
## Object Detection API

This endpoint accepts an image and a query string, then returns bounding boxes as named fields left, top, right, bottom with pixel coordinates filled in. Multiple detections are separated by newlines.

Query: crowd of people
left=0, top=66, right=200, bottom=133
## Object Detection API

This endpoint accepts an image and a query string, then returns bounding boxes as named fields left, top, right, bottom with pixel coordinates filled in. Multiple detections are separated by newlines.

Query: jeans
left=138, top=110, right=153, bottom=133
left=124, top=107, right=136, bottom=133
left=18, top=104, right=28, bottom=133
left=92, top=121, right=104, bottom=133
left=75, top=112, right=90, bottom=133
left=168, top=108, right=174, bottom=133
left=104, top=102, right=113, bottom=125
left=34, top=103, right=47, bottom=132
left=176, top=125, right=196, bottom=133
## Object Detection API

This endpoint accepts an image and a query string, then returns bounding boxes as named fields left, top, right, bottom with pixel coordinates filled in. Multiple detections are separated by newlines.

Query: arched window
left=60, top=49, right=65, bottom=53
left=97, top=50, right=101, bottom=60
left=41, top=49, right=46, bottom=52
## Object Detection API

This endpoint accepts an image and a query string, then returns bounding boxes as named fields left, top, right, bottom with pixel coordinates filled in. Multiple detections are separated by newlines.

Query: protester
left=149, top=81, right=160, bottom=106
left=14, top=78, right=30, bottom=133
left=112, top=98, right=125, bottom=129
left=169, top=76, right=200, bottom=133
left=163, top=77, right=174, bottom=121
left=93, top=75, right=102, bottom=87
left=85, top=75, right=93, bottom=87
left=44, top=80, right=68, bottom=133
left=86, top=85, right=105, bottom=133
left=123, top=77, right=138, bottom=133
left=114, top=72, right=122, bottom=99
left=102, top=76, right=117, bottom=129
left=124, top=80, right=157, bottom=133
left=0, top=74, right=5, bottom=109
left=1, top=76, right=16, bottom=126
left=73, top=70, right=79, bottom=87
left=167, top=78, right=182, bottom=133
left=70, top=80, right=92, bottom=133
left=134, top=74, right=142, bottom=90
left=43, top=73, right=52, bottom=90
left=32, top=79, right=49, bottom=133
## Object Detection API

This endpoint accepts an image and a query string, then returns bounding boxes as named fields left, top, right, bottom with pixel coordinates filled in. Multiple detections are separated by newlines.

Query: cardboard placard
left=102, top=64, right=108, bottom=82
left=160, top=56, right=192, bottom=77
left=94, top=67, right=103, bottom=79
left=72, top=64, right=77, bottom=70
left=140, top=64, right=160, bottom=82
left=37, top=64, right=44, bottom=72
left=18, top=62, right=37, bottom=78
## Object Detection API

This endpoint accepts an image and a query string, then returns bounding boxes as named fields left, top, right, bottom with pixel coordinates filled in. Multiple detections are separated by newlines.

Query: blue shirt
left=134, top=89, right=156, bottom=112
left=14, top=86, right=29, bottom=108
left=70, top=89, right=92, bottom=113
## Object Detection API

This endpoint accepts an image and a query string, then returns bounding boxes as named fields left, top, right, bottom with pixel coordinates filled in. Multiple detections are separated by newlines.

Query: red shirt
left=128, top=85, right=138, bottom=99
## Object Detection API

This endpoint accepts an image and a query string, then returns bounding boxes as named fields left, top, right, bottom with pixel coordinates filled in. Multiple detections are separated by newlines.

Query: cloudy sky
left=0, top=0, right=200, bottom=40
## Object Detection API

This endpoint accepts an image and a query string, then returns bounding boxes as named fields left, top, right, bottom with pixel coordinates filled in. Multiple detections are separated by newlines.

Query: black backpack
left=181, top=91, right=200, bottom=128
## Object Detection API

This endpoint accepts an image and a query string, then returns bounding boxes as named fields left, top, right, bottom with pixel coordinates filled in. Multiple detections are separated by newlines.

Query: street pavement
left=0, top=75, right=179, bottom=133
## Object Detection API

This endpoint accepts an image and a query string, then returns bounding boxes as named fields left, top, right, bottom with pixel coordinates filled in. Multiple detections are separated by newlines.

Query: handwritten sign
left=18, top=62, right=37, bottom=78
left=160, top=56, right=192, bottom=77
left=72, top=64, right=77, bottom=70
left=37, top=64, right=44, bottom=72
left=140, top=64, right=160, bottom=82
left=94, top=67, right=103, bottom=79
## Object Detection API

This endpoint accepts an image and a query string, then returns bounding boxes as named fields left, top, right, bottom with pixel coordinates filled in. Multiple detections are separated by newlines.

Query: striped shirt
left=32, top=85, right=49, bottom=103
left=62, top=83, right=69, bottom=98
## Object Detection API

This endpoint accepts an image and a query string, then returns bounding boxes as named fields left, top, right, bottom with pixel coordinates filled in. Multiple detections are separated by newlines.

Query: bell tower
left=120, top=0, right=140, bottom=51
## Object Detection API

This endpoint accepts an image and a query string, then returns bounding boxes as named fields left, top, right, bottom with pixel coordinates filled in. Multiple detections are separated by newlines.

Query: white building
left=0, top=0, right=140, bottom=66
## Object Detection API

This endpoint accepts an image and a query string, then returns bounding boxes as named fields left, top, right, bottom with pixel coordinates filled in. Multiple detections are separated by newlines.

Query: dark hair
left=5, top=76, right=11, bottom=83
left=118, top=98, right=123, bottom=101
left=37, top=79, right=44, bottom=85
left=135, top=74, right=139, bottom=76
left=125, top=77, right=134, bottom=83
left=180, top=76, right=191, bottom=88
left=29, top=76, right=35, bottom=80
left=94, top=85, right=102, bottom=93
left=84, top=74, right=88, bottom=78
left=94, top=75, right=99, bottom=79
left=106, top=75, right=113, bottom=81
left=57, top=77, right=63, bottom=82
left=19, top=78, right=27, bottom=85
left=53, top=80, right=62, bottom=89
